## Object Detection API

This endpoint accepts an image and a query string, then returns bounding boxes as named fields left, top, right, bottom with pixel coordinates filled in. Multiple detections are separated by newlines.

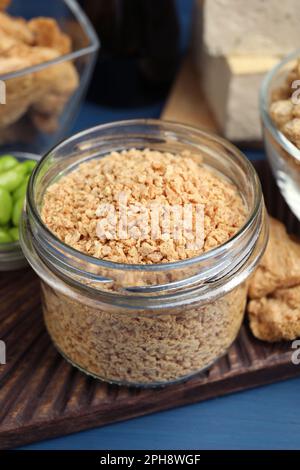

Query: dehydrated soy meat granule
left=270, top=58, right=300, bottom=151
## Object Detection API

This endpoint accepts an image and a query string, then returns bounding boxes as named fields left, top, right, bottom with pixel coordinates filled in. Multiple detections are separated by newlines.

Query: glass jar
left=0, top=152, right=40, bottom=271
left=20, top=120, right=268, bottom=387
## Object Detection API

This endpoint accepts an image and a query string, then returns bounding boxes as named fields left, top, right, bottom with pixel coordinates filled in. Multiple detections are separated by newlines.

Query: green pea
left=0, top=187, right=12, bottom=225
left=12, top=197, right=24, bottom=227
left=21, top=160, right=37, bottom=174
left=9, top=227, right=19, bottom=241
left=13, top=174, right=30, bottom=201
left=0, top=164, right=27, bottom=192
left=0, top=155, right=18, bottom=173
left=0, top=227, right=13, bottom=243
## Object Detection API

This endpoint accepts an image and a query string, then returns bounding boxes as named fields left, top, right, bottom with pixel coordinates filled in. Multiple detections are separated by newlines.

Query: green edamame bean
left=0, top=155, right=18, bottom=173
left=0, top=187, right=12, bottom=225
left=21, top=160, right=36, bottom=174
left=0, top=164, right=27, bottom=192
left=0, top=227, right=13, bottom=243
left=12, top=197, right=24, bottom=227
left=13, top=174, right=30, bottom=201
left=9, top=227, right=19, bottom=241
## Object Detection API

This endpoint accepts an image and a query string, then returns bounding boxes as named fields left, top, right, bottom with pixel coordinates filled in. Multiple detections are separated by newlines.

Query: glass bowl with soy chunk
left=0, top=0, right=99, bottom=155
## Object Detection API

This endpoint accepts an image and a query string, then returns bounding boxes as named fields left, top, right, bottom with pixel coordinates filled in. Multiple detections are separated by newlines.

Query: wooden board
left=0, top=161, right=300, bottom=449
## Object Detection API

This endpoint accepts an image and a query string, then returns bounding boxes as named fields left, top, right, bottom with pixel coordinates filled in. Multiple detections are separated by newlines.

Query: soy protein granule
left=41, top=148, right=247, bottom=263
left=40, top=148, right=248, bottom=386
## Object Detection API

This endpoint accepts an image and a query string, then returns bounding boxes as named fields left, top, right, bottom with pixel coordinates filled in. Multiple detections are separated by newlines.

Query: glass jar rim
left=21, top=119, right=268, bottom=306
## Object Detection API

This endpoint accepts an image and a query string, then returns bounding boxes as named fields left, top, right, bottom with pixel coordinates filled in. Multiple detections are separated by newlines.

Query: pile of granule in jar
left=41, top=149, right=247, bottom=263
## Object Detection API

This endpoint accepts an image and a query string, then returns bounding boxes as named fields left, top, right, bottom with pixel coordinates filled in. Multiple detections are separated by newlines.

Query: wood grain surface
left=0, top=161, right=299, bottom=449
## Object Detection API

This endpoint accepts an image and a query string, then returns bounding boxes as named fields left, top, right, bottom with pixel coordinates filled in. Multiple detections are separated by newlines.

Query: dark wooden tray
left=0, top=160, right=300, bottom=450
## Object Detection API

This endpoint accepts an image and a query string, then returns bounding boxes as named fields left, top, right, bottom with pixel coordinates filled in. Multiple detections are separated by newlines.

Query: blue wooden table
left=18, top=101, right=300, bottom=450
left=18, top=0, right=300, bottom=449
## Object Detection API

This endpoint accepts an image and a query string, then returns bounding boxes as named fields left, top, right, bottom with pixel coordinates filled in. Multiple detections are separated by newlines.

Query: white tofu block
left=199, top=52, right=281, bottom=141
left=200, top=0, right=300, bottom=56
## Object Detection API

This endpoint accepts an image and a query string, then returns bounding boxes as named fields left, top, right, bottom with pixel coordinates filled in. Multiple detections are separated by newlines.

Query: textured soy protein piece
left=270, top=58, right=300, bottom=151
left=248, top=285, right=300, bottom=342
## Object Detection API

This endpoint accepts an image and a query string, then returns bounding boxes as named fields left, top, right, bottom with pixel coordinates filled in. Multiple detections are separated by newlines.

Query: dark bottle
left=79, top=0, right=180, bottom=107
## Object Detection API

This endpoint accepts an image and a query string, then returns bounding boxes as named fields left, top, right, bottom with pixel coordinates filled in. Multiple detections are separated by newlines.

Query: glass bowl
left=0, top=0, right=99, bottom=155
left=260, top=49, right=300, bottom=220
left=0, top=151, right=40, bottom=271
